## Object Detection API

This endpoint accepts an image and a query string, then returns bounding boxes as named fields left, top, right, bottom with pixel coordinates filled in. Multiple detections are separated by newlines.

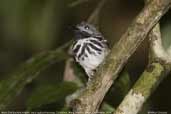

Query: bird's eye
left=85, top=26, right=89, bottom=30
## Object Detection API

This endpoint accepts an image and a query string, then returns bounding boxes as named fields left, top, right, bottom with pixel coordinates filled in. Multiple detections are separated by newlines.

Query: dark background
left=0, top=0, right=170, bottom=113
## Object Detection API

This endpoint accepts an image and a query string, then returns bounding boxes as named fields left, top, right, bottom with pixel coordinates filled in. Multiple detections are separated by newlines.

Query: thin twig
left=68, top=0, right=90, bottom=7
left=87, top=0, right=107, bottom=26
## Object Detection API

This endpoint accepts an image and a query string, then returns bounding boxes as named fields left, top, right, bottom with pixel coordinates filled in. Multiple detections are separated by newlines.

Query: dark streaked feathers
left=78, top=43, right=87, bottom=59
left=71, top=22, right=110, bottom=79
left=88, top=43, right=102, bottom=52
left=89, top=39, right=104, bottom=48
left=73, top=44, right=81, bottom=54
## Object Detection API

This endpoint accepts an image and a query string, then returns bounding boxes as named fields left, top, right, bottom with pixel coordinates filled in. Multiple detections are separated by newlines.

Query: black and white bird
left=70, top=22, right=110, bottom=81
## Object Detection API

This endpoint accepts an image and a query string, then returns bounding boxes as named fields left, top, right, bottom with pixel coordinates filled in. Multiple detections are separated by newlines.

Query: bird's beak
left=70, top=25, right=79, bottom=32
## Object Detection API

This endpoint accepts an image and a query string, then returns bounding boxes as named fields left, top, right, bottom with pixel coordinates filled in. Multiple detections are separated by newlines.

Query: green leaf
left=0, top=47, right=70, bottom=109
left=161, top=15, right=171, bottom=49
left=26, top=81, right=78, bottom=110
left=100, top=102, right=115, bottom=113
left=115, top=71, right=132, bottom=94
left=72, top=62, right=87, bottom=84
left=106, top=71, right=132, bottom=106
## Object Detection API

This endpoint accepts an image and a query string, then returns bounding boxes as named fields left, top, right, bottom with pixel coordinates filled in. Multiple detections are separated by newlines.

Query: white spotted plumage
left=70, top=22, right=110, bottom=81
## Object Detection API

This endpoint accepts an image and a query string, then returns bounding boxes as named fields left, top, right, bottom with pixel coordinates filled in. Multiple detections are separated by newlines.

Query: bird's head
left=73, top=22, right=101, bottom=39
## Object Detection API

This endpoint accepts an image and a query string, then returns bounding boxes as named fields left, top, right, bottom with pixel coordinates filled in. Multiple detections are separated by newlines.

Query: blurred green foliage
left=27, top=82, right=78, bottom=111
left=105, top=71, right=132, bottom=107
left=161, top=13, right=171, bottom=49
left=0, top=0, right=170, bottom=112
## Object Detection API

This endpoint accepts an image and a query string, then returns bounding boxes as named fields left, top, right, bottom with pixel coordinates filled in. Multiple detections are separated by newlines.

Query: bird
left=70, top=22, right=110, bottom=82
